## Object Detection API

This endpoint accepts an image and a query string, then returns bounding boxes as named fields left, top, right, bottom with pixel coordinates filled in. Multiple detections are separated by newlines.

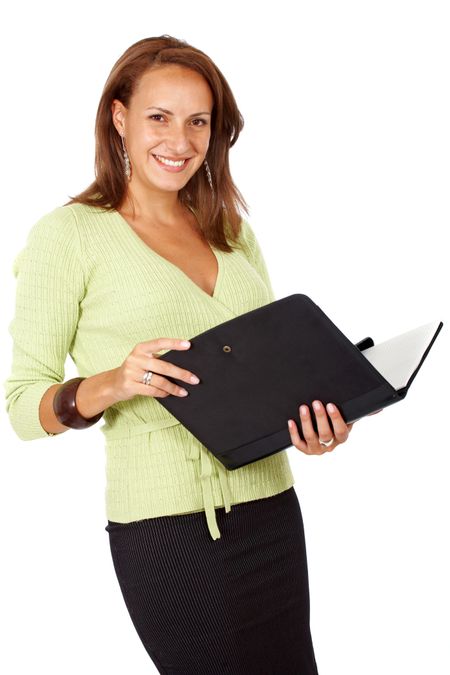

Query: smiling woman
left=108, top=65, right=215, bottom=204
left=4, top=34, right=319, bottom=674
left=65, top=35, right=248, bottom=248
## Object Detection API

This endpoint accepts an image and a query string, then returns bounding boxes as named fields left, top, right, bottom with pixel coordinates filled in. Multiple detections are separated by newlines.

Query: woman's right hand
left=110, top=338, right=200, bottom=402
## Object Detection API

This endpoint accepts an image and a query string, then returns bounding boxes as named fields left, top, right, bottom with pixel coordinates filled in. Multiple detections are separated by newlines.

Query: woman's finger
left=287, top=418, right=310, bottom=454
left=299, top=404, right=326, bottom=454
left=312, top=400, right=335, bottom=444
left=326, top=403, right=351, bottom=442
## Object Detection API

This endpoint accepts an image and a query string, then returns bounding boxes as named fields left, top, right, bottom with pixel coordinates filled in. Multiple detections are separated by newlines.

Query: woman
left=5, top=35, right=356, bottom=674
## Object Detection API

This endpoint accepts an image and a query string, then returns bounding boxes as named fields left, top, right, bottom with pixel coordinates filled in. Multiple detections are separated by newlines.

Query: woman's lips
left=152, top=154, right=192, bottom=173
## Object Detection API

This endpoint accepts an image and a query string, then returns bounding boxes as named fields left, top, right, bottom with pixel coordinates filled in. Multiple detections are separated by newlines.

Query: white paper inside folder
left=359, top=321, right=441, bottom=391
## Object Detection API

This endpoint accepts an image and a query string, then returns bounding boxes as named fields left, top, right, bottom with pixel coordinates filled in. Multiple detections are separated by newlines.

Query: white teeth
left=154, top=154, right=186, bottom=167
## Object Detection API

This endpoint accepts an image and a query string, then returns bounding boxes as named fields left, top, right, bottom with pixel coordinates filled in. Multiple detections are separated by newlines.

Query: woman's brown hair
left=64, top=34, right=250, bottom=252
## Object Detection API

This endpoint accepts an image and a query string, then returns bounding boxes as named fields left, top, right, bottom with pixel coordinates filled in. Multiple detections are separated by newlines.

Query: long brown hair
left=64, top=35, right=250, bottom=252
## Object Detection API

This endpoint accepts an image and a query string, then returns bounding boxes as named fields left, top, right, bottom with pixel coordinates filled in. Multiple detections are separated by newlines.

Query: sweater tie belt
left=101, top=416, right=232, bottom=540
left=185, top=436, right=232, bottom=539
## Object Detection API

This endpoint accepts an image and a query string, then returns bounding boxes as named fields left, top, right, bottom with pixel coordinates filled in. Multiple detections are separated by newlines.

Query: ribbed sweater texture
left=4, top=203, right=295, bottom=539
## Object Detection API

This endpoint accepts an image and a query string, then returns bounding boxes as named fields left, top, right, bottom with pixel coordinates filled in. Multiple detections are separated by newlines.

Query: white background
left=1, top=1, right=449, bottom=673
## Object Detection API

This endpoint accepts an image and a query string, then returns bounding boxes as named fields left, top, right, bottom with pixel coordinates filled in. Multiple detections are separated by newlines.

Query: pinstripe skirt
left=105, top=486, right=319, bottom=675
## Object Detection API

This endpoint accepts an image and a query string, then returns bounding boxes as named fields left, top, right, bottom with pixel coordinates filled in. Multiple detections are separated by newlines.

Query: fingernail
left=181, top=341, right=190, bottom=347
left=327, top=403, right=335, bottom=413
left=313, top=401, right=321, bottom=411
left=180, top=389, right=189, bottom=396
left=190, top=375, right=200, bottom=384
left=301, top=405, right=308, bottom=416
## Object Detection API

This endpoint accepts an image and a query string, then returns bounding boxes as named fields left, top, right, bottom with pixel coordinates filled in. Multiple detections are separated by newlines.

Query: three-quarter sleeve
left=4, top=206, right=86, bottom=441
left=239, top=218, right=276, bottom=302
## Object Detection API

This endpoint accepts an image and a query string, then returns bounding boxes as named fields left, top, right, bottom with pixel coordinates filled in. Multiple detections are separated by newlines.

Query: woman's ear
left=111, top=99, right=126, bottom=136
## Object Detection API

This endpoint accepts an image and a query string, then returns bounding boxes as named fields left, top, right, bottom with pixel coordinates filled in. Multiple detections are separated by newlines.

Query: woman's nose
left=164, top=125, right=191, bottom=153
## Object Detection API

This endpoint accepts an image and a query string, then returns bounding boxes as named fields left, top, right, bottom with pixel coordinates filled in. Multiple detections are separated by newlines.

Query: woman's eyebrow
left=145, top=106, right=211, bottom=116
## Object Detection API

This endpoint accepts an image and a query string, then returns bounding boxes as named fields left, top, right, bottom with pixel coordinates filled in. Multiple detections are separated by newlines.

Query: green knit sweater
left=4, top=202, right=295, bottom=539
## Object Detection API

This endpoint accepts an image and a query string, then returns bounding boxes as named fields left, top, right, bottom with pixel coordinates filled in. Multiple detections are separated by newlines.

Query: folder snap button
left=223, top=345, right=232, bottom=352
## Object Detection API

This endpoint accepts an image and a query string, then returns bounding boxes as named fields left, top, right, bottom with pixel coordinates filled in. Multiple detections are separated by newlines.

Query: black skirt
left=105, top=486, right=319, bottom=675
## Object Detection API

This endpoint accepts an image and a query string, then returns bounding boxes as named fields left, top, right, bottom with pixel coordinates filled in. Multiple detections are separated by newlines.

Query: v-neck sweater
left=4, top=202, right=295, bottom=539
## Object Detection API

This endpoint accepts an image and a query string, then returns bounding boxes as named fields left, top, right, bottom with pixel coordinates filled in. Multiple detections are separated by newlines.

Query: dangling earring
left=121, top=134, right=131, bottom=181
left=204, top=159, right=214, bottom=195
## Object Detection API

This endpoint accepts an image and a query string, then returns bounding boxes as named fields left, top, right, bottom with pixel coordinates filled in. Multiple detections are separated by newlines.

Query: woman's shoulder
left=26, top=204, right=80, bottom=246
left=64, top=201, right=112, bottom=217
left=12, top=204, right=87, bottom=281
left=22, top=201, right=110, bottom=260
left=230, top=216, right=260, bottom=259
left=30, top=202, right=116, bottom=242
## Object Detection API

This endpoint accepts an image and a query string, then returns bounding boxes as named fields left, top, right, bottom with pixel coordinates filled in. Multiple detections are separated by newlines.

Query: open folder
left=156, top=294, right=443, bottom=470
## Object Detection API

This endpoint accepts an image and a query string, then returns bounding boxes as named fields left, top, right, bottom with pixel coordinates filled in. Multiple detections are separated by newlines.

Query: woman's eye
left=148, top=115, right=207, bottom=127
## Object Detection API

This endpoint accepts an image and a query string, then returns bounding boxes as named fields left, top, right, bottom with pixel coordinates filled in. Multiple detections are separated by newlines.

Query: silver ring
left=319, top=436, right=335, bottom=447
left=143, top=370, right=153, bottom=386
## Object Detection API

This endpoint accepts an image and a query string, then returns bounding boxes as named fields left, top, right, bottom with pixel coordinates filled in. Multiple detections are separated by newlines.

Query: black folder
left=155, top=294, right=443, bottom=470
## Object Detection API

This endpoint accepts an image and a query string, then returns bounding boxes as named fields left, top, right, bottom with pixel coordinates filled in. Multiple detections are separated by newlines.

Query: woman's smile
left=151, top=153, right=193, bottom=172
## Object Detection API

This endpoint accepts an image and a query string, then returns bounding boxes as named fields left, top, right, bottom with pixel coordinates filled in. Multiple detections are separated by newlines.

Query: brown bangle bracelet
left=53, top=377, right=104, bottom=430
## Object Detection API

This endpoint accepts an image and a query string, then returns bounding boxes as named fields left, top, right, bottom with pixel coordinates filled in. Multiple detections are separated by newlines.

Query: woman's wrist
left=75, top=369, right=120, bottom=419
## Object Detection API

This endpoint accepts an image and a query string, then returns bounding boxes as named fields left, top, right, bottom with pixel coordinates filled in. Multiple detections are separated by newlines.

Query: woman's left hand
left=287, top=400, right=354, bottom=455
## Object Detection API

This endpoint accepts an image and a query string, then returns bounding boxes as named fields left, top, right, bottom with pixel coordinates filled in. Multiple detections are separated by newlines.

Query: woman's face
left=112, top=65, right=214, bottom=196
